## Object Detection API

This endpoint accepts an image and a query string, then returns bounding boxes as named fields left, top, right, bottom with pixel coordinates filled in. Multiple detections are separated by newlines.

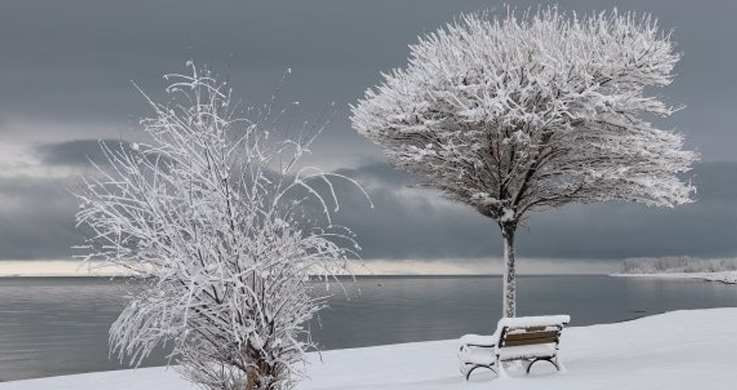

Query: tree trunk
left=245, top=367, right=259, bottom=390
left=501, top=226, right=516, bottom=318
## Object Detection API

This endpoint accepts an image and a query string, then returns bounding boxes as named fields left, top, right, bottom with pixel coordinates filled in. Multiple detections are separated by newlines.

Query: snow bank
left=616, top=256, right=737, bottom=285
left=702, top=272, right=737, bottom=284
left=4, top=308, right=737, bottom=390
left=613, top=271, right=737, bottom=285
left=620, top=256, right=737, bottom=274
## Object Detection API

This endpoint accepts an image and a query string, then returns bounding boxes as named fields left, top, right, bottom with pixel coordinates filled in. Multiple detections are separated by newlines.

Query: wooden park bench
left=458, top=314, right=570, bottom=380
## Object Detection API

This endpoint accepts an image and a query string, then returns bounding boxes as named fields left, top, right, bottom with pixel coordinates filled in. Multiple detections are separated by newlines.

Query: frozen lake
left=1, top=275, right=736, bottom=382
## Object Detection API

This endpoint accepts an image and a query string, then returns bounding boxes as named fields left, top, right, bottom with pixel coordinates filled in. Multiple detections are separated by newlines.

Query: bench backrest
left=495, top=314, right=570, bottom=350
left=498, top=325, right=563, bottom=348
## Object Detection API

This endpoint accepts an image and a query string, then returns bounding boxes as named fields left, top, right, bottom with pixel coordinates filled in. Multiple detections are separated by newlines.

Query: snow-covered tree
left=75, top=64, right=367, bottom=390
left=351, top=8, right=698, bottom=317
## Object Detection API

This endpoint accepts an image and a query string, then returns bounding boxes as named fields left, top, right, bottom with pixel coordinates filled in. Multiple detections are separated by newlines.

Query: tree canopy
left=352, top=9, right=698, bottom=228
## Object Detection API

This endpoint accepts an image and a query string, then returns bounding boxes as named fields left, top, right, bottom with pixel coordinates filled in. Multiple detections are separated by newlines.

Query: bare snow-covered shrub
left=352, top=8, right=698, bottom=317
left=75, top=64, right=368, bottom=390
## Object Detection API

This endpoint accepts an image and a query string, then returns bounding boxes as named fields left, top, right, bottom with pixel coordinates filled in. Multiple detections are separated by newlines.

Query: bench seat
left=498, top=344, right=557, bottom=361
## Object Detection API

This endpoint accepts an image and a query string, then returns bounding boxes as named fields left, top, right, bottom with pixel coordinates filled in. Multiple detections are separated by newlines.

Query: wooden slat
left=505, top=330, right=559, bottom=341
left=502, top=337, right=559, bottom=347
left=501, top=330, right=560, bottom=347
left=507, top=325, right=558, bottom=333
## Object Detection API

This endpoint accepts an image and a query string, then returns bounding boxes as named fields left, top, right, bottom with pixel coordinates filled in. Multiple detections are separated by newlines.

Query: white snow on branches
left=75, top=63, right=368, bottom=390
left=351, top=8, right=698, bottom=225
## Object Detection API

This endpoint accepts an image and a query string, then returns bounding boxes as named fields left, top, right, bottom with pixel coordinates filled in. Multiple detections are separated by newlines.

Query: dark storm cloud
left=1, top=0, right=737, bottom=158
left=326, top=162, right=737, bottom=261
left=35, top=139, right=137, bottom=167
left=1, top=154, right=736, bottom=261
left=2, top=1, right=737, bottom=263
left=0, top=176, right=83, bottom=260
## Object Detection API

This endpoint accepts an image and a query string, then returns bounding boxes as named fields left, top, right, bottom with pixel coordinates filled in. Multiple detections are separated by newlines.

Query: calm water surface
left=1, top=275, right=736, bottom=381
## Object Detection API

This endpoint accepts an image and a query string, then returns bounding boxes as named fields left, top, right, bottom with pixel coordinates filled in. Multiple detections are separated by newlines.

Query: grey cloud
left=2, top=0, right=737, bottom=264
left=0, top=176, right=83, bottom=260
left=334, top=163, right=416, bottom=188
left=0, top=0, right=736, bottom=160
left=35, top=139, right=137, bottom=167
left=327, top=162, right=737, bottom=261
left=1, top=155, right=736, bottom=262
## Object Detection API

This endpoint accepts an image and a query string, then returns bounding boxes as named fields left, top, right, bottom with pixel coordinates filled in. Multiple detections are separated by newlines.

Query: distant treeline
left=621, top=256, right=737, bottom=274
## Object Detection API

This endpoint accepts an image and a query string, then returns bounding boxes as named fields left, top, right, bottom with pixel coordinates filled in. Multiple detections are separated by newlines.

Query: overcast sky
left=1, top=0, right=737, bottom=273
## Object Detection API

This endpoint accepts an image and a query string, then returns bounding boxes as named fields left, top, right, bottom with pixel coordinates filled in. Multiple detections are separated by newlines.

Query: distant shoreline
left=612, top=271, right=737, bottom=285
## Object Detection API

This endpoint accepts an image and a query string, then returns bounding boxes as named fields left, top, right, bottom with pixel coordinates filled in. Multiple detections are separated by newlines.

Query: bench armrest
left=459, top=334, right=497, bottom=348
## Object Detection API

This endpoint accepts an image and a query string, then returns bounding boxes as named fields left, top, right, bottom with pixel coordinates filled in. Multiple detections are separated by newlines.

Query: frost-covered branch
left=75, top=63, right=366, bottom=390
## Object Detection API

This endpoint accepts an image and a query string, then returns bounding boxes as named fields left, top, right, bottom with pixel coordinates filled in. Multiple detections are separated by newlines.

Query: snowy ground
left=613, top=271, right=737, bottom=284
left=4, top=308, right=737, bottom=390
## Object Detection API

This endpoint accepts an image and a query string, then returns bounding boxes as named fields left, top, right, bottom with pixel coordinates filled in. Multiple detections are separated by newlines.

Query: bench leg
left=555, top=356, right=567, bottom=373
left=464, top=364, right=496, bottom=381
left=497, top=358, right=510, bottom=378
left=526, top=357, right=560, bottom=374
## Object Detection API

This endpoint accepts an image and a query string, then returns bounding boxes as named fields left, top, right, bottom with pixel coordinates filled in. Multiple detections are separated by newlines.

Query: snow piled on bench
left=498, top=315, right=570, bottom=329
left=3, top=308, right=737, bottom=390
left=459, top=334, right=497, bottom=347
